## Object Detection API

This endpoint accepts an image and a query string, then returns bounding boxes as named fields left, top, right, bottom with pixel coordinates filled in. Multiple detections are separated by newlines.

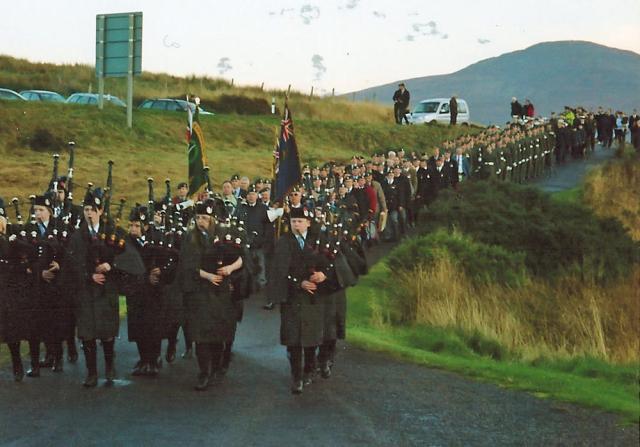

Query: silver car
left=0, top=88, right=26, bottom=101
left=66, top=93, right=126, bottom=107
left=20, top=90, right=66, bottom=102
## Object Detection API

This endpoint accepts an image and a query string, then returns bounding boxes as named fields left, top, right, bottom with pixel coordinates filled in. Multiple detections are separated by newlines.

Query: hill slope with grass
left=0, top=54, right=393, bottom=123
left=0, top=101, right=479, bottom=204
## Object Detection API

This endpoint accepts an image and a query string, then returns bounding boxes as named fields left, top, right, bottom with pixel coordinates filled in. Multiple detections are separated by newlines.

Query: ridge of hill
left=349, top=41, right=640, bottom=125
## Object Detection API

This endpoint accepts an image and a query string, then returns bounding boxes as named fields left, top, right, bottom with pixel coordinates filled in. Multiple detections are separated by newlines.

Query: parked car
left=20, top=89, right=66, bottom=103
left=66, top=93, right=126, bottom=107
left=139, top=98, right=213, bottom=115
left=0, top=88, right=27, bottom=101
left=407, top=98, right=470, bottom=125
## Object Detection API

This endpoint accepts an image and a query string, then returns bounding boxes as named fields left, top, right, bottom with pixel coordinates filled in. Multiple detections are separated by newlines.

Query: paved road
left=531, top=144, right=617, bottom=193
left=1, top=145, right=636, bottom=446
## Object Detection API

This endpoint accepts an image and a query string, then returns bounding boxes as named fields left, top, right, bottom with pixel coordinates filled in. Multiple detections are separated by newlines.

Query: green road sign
left=95, top=11, right=142, bottom=127
left=96, top=12, right=142, bottom=78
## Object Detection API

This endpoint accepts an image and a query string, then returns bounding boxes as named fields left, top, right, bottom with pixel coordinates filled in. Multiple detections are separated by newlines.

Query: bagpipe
left=198, top=178, right=252, bottom=299
left=85, top=161, right=143, bottom=278
left=139, top=177, right=181, bottom=285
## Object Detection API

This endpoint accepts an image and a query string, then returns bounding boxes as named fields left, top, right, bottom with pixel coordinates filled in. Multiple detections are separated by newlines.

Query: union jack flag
left=272, top=104, right=302, bottom=204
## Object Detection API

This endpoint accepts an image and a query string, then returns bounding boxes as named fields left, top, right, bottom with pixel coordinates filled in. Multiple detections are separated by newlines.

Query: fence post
left=331, top=88, right=335, bottom=97
left=310, top=86, right=314, bottom=98
left=287, top=84, right=291, bottom=96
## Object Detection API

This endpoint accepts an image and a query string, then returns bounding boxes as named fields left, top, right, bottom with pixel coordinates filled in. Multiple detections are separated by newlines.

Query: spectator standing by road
left=449, top=96, right=458, bottom=125
left=524, top=99, right=535, bottom=118
left=511, top=97, right=523, bottom=121
left=392, top=83, right=410, bottom=125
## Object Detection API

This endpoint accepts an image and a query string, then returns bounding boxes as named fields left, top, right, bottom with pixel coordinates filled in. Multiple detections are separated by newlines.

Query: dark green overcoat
left=65, top=224, right=120, bottom=340
left=178, top=230, right=239, bottom=344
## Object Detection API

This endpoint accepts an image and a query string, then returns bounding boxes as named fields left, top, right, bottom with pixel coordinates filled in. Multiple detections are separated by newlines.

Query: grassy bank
left=0, top=54, right=392, bottom=123
left=346, top=261, right=640, bottom=422
left=0, top=101, right=479, bottom=204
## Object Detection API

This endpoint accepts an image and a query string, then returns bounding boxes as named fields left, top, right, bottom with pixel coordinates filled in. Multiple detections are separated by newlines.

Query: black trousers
left=82, top=338, right=115, bottom=376
left=394, top=103, right=409, bottom=124
left=195, top=342, right=223, bottom=377
left=287, top=346, right=317, bottom=381
left=318, top=340, right=337, bottom=365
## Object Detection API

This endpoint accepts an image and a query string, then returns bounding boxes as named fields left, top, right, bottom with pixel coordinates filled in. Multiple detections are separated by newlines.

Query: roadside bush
left=420, top=180, right=639, bottom=282
left=387, top=228, right=527, bottom=287
left=206, top=95, right=270, bottom=115
left=23, top=127, right=64, bottom=152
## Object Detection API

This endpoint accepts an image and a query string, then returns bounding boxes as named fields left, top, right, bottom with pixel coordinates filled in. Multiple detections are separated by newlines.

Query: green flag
left=187, top=101, right=208, bottom=197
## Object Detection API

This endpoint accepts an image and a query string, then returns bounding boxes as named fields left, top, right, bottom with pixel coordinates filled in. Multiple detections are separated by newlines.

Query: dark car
left=20, top=90, right=66, bottom=103
left=66, top=93, right=126, bottom=107
left=139, top=98, right=213, bottom=115
left=0, top=88, right=27, bottom=101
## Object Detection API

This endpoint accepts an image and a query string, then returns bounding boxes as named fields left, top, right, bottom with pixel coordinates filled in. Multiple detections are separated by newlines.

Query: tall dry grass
left=391, top=256, right=640, bottom=363
left=583, top=157, right=640, bottom=241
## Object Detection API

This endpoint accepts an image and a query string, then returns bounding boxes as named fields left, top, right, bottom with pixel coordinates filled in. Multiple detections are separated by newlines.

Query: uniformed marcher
left=124, top=205, right=168, bottom=376
left=1, top=199, right=32, bottom=381
left=64, top=187, right=122, bottom=387
left=178, top=198, right=244, bottom=391
left=268, top=207, right=330, bottom=394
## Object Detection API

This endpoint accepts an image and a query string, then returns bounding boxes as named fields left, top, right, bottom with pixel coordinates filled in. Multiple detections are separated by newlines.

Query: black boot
left=220, top=342, right=232, bottom=376
left=9, top=342, right=24, bottom=382
left=102, top=339, right=116, bottom=384
left=82, top=340, right=98, bottom=387
left=288, top=347, right=303, bottom=394
left=194, top=343, right=211, bottom=391
left=302, top=346, right=317, bottom=386
left=26, top=340, right=40, bottom=378
left=52, top=342, right=64, bottom=373
left=166, top=339, right=177, bottom=364
left=39, top=343, right=54, bottom=368
left=67, top=336, right=78, bottom=363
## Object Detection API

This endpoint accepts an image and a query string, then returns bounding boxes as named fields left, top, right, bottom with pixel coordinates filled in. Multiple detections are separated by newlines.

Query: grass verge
left=346, top=261, right=640, bottom=423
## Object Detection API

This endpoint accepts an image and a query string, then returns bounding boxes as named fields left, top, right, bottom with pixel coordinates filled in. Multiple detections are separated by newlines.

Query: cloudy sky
left=2, top=0, right=639, bottom=94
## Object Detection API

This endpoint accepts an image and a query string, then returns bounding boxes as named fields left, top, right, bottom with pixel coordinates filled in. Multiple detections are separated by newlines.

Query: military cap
left=177, top=182, right=188, bottom=189
left=290, top=184, right=303, bottom=193
left=230, top=174, right=240, bottom=181
left=34, top=192, right=55, bottom=209
left=153, top=200, right=168, bottom=212
left=289, top=206, right=312, bottom=220
left=129, top=205, right=149, bottom=223
left=247, top=184, right=259, bottom=194
left=83, top=187, right=104, bottom=209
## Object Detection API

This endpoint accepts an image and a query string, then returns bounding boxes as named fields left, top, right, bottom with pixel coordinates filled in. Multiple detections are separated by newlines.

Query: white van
left=407, top=98, right=470, bottom=125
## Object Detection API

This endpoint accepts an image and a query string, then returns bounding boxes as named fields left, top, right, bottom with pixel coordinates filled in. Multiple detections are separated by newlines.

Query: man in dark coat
left=65, top=188, right=120, bottom=387
left=449, top=96, right=458, bottom=125
left=31, top=193, right=69, bottom=375
left=178, top=199, right=244, bottom=391
left=124, top=206, right=167, bottom=377
left=268, top=207, right=329, bottom=394
left=1, top=208, right=33, bottom=382
left=392, top=83, right=410, bottom=125
left=510, top=97, right=523, bottom=120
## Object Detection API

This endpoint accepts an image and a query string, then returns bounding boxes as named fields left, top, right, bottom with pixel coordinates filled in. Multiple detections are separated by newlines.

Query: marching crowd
left=0, top=106, right=634, bottom=394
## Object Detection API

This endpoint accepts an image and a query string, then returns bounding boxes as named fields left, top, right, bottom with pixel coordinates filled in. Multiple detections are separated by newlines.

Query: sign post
left=95, top=12, right=142, bottom=127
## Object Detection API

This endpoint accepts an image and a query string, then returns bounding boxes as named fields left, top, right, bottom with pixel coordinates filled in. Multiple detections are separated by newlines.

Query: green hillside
left=0, top=100, right=479, bottom=205
left=0, top=54, right=392, bottom=123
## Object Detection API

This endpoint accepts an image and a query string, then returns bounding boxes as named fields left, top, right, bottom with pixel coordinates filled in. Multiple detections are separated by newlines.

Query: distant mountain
left=348, top=41, right=640, bottom=125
